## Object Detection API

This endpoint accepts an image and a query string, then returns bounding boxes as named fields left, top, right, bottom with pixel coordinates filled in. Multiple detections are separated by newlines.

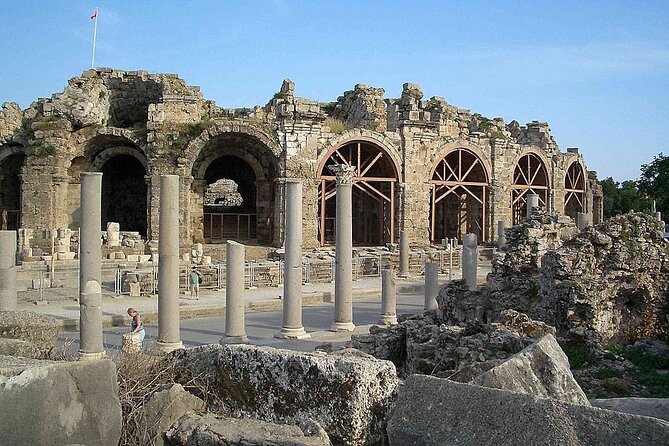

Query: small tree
left=637, top=152, right=669, bottom=216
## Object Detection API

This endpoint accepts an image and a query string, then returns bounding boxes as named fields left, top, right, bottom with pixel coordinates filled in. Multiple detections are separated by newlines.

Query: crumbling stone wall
left=0, top=68, right=602, bottom=253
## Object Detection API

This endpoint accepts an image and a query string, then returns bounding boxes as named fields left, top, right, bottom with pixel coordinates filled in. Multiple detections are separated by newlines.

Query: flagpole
left=91, top=8, right=98, bottom=69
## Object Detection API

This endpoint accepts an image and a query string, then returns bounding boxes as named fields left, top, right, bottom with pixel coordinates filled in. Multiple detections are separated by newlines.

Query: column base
left=156, top=340, right=184, bottom=353
left=220, top=335, right=249, bottom=345
left=378, top=315, right=398, bottom=325
left=78, top=350, right=107, bottom=360
left=274, top=327, right=311, bottom=339
left=330, top=322, right=356, bottom=332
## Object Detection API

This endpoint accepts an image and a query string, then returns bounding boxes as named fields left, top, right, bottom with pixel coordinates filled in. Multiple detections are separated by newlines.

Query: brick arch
left=511, top=148, right=552, bottom=187
left=511, top=149, right=551, bottom=224
left=429, top=143, right=493, bottom=182
left=80, top=126, right=148, bottom=157
left=319, top=130, right=402, bottom=182
left=183, top=122, right=281, bottom=175
left=0, top=144, right=27, bottom=164
left=564, top=159, right=586, bottom=219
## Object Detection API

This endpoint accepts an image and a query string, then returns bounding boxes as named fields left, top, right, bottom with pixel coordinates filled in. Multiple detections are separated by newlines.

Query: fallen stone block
left=138, top=384, right=205, bottom=446
left=0, top=338, right=41, bottom=358
left=471, top=333, right=589, bottom=405
left=591, top=398, right=669, bottom=422
left=164, top=413, right=330, bottom=446
left=0, top=356, right=121, bottom=446
left=171, top=344, right=398, bottom=446
left=0, top=311, right=61, bottom=356
left=387, top=375, right=669, bottom=446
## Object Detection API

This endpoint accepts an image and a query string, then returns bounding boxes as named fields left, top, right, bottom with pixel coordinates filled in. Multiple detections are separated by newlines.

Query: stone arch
left=188, top=125, right=280, bottom=245
left=511, top=149, right=551, bottom=224
left=564, top=159, right=586, bottom=220
left=317, top=137, right=400, bottom=245
left=429, top=147, right=490, bottom=243
left=0, top=144, right=26, bottom=230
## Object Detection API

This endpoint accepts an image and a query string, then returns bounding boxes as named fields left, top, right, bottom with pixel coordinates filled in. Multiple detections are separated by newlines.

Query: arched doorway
left=429, top=148, right=489, bottom=243
left=511, top=152, right=549, bottom=224
left=191, top=132, right=278, bottom=245
left=318, top=140, right=399, bottom=246
left=564, top=161, right=585, bottom=220
left=0, top=150, right=25, bottom=230
left=100, top=154, right=148, bottom=236
left=203, top=155, right=257, bottom=242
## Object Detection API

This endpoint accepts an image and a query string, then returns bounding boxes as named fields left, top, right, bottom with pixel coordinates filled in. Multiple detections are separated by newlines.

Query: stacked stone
left=331, top=84, right=387, bottom=132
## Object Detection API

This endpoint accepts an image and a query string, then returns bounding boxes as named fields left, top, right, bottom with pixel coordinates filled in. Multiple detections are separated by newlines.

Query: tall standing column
left=0, top=231, right=17, bottom=311
left=276, top=180, right=309, bottom=339
left=399, top=230, right=409, bottom=277
left=79, top=172, right=105, bottom=359
left=462, top=233, right=478, bottom=291
left=221, top=240, right=248, bottom=343
left=497, top=220, right=509, bottom=249
left=424, top=262, right=439, bottom=310
left=157, top=175, right=183, bottom=352
left=379, top=269, right=397, bottom=325
left=329, top=164, right=356, bottom=332
left=526, top=194, right=539, bottom=219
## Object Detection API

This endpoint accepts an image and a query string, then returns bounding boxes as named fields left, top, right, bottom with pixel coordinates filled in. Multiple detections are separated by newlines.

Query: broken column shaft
left=462, top=233, right=478, bottom=291
left=157, top=175, right=183, bottom=352
left=79, top=172, right=105, bottom=359
left=330, top=164, right=356, bottom=332
left=497, top=220, right=509, bottom=249
left=424, top=262, right=439, bottom=310
left=222, top=240, right=248, bottom=343
left=276, top=180, right=309, bottom=339
left=526, top=194, right=539, bottom=219
left=399, top=230, right=409, bottom=277
left=379, top=269, right=398, bottom=325
left=0, top=231, right=17, bottom=311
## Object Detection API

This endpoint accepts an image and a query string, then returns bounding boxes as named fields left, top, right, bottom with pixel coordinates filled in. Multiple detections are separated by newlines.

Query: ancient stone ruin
left=0, top=68, right=603, bottom=256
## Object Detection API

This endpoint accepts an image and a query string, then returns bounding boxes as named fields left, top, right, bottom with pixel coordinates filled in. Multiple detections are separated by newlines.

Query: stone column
left=577, top=212, right=588, bottom=230
left=399, top=230, right=409, bottom=277
left=526, top=194, right=539, bottom=219
left=0, top=231, right=17, bottom=311
left=497, top=220, right=509, bottom=249
left=329, top=164, right=356, bottom=332
left=656, top=212, right=662, bottom=222
left=652, top=200, right=657, bottom=214
left=462, top=233, right=478, bottom=291
left=379, top=269, right=398, bottom=325
left=424, top=262, right=439, bottom=311
left=221, top=240, right=248, bottom=343
left=79, top=172, right=105, bottom=359
left=157, top=175, right=183, bottom=352
left=276, top=180, right=309, bottom=339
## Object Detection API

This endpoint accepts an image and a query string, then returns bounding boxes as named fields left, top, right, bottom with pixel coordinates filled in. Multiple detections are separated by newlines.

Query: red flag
left=90, top=10, right=97, bottom=20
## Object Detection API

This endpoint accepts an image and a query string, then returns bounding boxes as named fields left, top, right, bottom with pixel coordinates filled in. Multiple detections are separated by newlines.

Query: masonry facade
left=0, top=68, right=603, bottom=251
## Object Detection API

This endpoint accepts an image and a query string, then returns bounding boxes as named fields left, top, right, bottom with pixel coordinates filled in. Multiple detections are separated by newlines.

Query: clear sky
left=1, top=1, right=668, bottom=182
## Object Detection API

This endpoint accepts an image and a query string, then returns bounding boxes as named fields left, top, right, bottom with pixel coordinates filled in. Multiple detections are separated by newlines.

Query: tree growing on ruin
left=638, top=152, right=669, bottom=217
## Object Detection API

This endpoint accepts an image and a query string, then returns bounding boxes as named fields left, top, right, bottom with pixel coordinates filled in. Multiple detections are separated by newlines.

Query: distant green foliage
left=599, top=177, right=650, bottom=218
left=637, top=152, right=669, bottom=218
left=273, top=92, right=287, bottom=100
left=560, top=342, right=593, bottom=369
left=322, top=102, right=337, bottom=115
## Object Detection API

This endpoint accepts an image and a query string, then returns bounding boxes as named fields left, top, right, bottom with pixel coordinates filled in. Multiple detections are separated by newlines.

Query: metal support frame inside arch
left=511, top=152, right=549, bottom=224
left=564, top=161, right=585, bottom=220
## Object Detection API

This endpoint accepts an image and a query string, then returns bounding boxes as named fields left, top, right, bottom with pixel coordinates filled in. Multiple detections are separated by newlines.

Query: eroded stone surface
left=170, top=344, right=398, bottom=446
left=0, top=311, right=61, bottom=357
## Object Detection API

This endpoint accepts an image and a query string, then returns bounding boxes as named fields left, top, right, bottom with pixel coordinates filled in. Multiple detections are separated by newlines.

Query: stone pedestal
left=276, top=180, right=309, bottom=339
left=526, top=194, right=539, bottom=219
left=462, top=233, right=478, bottom=291
left=577, top=212, right=588, bottom=231
left=399, top=230, right=409, bottom=277
left=330, top=164, right=356, bottom=332
left=157, top=175, right=183, bottom=353
left=0, top=231, right=17, bottom=311
left=222, top=240, right=248, bottom=343
left=79, top=172, right=105, bottom=359
left=424, top=262, right=439, bottom=311
left=379, top=269, right=398, bottom=325
left=106, top=222, right=120, bottom=247
left=497, top=220, right=509, bottom=249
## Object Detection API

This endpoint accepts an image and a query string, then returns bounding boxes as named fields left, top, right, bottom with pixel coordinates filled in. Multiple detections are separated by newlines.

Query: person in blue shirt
left=127, top=307, right=145, bottom=345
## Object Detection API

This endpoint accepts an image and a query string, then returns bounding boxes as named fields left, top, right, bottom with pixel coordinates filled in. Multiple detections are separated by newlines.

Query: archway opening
left=100, top=154, right=147, bottom=236
left=564, top=161, right=585, bottom=221
left=0, top=152, right=25, bottom=230
left=511, top=153, right=549, bottom=224
left=318, top=140, right=399, bottom=246
left=203, top=155, right=257, bottom=242
left=429, top=148, right=489, bottom=243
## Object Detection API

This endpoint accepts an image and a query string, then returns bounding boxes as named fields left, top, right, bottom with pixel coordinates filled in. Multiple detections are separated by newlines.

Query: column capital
left=328, top=164, right=356, bottom=185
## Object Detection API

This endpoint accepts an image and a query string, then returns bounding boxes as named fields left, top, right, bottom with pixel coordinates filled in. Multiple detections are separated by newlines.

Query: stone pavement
left=27, top=265, right=492, bottom=332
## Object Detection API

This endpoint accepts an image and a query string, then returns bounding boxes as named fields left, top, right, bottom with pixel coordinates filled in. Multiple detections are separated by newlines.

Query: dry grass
left=324, top=117, right=349, bottom=134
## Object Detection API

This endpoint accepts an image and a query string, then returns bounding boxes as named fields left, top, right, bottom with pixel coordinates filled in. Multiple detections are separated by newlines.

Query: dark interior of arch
left=204, top=155, right=256, bottom=212
left=100, top=154, right=147, bottom=236
left=0, top=153, right=25, bottom=229
left=103, top=77, right=162, bottom=128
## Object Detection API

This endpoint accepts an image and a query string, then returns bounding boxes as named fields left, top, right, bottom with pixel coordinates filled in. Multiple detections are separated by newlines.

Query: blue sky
left=1, top=1, right=668, bottom=182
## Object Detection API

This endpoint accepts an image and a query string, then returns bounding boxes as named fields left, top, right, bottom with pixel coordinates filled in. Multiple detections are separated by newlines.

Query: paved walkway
left=25, top=265, right=492, bottom=331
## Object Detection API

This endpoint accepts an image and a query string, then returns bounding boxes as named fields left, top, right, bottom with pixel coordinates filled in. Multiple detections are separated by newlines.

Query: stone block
left=387, top=375, right=669, bottom=446
left=127, top=254, right=139, bottom=262
left=0, top=311, right=61, bottom=355
left=139, top=255, right=151, bottom=263
left=164, top=413, right=330, bottom=446
left=170, top=344, right=398, bottom=446
left=0, top=356, right=122, bottom=446
left=471, top=334, right=589, bottom=405
left=129, top=282, right=141, bottom=297
left=137, top=384, right=205, bottom=446
left=202, top=255, right=211, bottom=264
left=591, top=398, right=669, bottom=422
left=114, top=252, right=126, bottom=260
left=32, top=277, right=51, bottom=289
left=58, top=252, right=76, bottom=260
